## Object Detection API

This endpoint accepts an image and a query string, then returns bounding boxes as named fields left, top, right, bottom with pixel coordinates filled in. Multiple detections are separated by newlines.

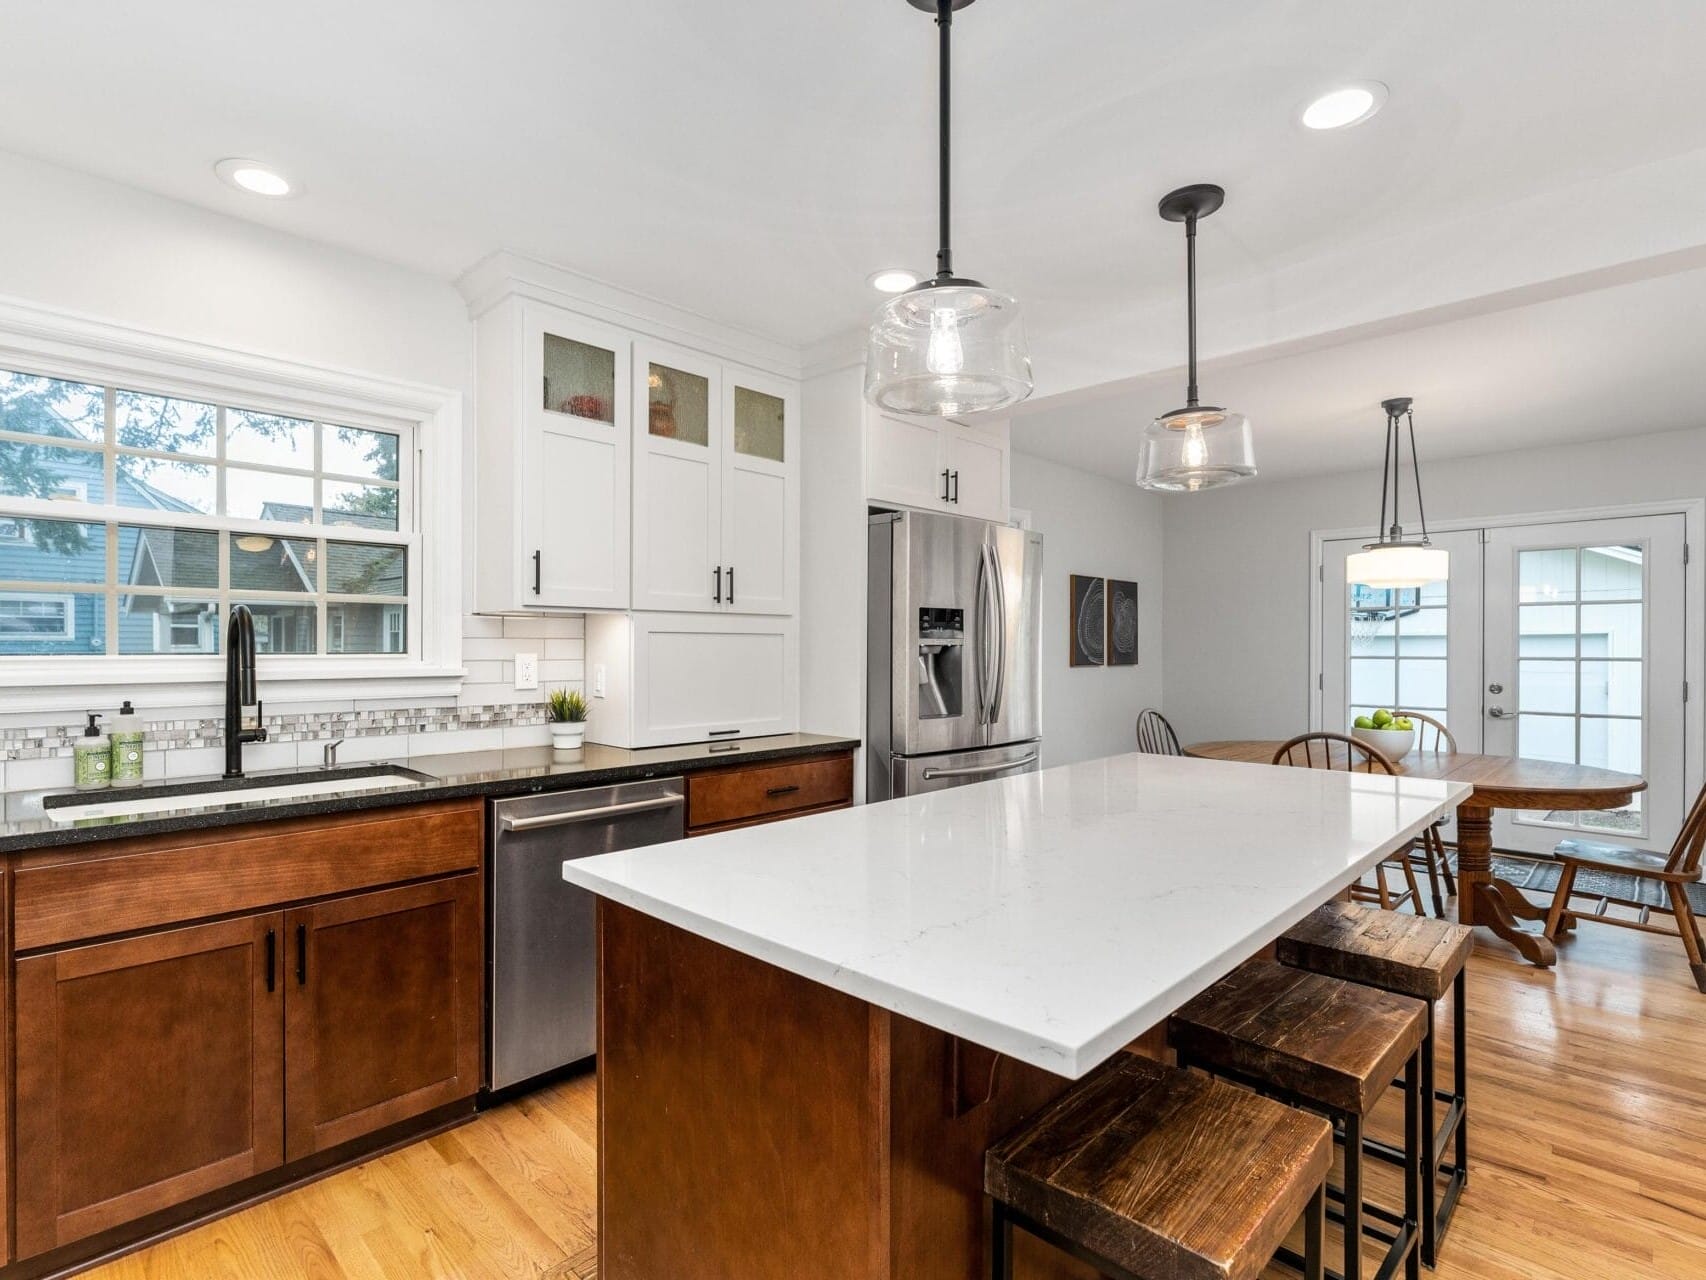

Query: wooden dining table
left=1184, top=740, right=1647, bottom=967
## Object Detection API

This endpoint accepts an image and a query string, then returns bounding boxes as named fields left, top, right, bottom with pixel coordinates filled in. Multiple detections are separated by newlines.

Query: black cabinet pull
left=727, top=566, right=735, bottom=604
left=765, top=784, right=801, bottom=797
left=296, top=923, right=307, bottom=986
left=265, top=928, right=276, bottom=993
left=532, top=549, right=542, bottom=595
left=714, top=565, right=723, bottom=604
left=950, top=470, right=960, bottom=504
left=942, top=468, right=952, bottom=501
left=708, top=728, right=740, bottom=737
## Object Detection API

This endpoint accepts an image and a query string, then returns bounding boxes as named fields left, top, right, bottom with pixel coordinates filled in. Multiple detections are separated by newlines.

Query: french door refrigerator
left=867, top=509, right=1043, bottom=800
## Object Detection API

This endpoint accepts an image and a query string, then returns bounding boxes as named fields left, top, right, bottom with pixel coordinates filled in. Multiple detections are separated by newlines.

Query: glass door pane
left=543, top=333, right=616, bottom=424
left=646, top=363, right=710, bottom=446
left=731, top=386, right=785, bottom=462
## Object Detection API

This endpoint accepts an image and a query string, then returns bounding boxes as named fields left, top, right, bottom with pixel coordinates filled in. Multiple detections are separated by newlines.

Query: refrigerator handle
left=989, top=541, right=1009, bottom=724
left=973, top=546, right=991, bottom=724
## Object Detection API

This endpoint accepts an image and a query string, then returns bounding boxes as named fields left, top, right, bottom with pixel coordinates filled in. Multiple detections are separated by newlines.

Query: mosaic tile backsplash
left=0, top=613, right=585, bottom=792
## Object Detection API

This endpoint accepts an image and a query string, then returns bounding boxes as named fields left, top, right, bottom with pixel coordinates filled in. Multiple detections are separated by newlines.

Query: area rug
left=1449, top=851, right=1706, bottom=913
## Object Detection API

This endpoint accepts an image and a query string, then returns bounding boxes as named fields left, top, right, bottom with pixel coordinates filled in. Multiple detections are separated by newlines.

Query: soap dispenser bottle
left=74, top=713, right=112, bottom=791
left=110, top=700, right=145, bottom=788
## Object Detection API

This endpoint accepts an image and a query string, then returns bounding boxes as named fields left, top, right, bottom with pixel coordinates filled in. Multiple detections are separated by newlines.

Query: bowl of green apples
left=1351, top=710, right=1414, bottom=761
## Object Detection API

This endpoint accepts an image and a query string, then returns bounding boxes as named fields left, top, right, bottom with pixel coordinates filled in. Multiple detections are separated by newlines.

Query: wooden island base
left=597, top=901, right=1107, bottom=1279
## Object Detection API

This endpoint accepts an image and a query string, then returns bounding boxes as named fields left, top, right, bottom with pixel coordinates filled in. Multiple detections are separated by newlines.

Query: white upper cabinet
left=865, top=410, right=1009, bottom=524
left=473, top=298, right=632, bottom=613
left=632, top=350, right=797, bottom=616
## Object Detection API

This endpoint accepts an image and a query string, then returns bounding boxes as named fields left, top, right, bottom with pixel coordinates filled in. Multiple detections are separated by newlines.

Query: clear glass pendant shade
left=1346, top=543, right=1450, bottom=589
left=864, top=283, right=1033, bottom=416
left=1135, top=406, right=1257, bottom=491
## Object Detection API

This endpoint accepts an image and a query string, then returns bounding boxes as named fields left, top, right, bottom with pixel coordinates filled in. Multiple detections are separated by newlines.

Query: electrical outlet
left=515, top=652, right=539, bottom=691
left=593, top=663, right=607, bottom=698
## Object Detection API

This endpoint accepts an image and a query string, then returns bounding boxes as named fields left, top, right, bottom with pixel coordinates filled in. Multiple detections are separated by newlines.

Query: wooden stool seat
left=1276, top=902, right=1473, bottom=1002
left=1169, top=960, right=1426, bottom=1116
left=986, top=1053, right=1331, bottom=1280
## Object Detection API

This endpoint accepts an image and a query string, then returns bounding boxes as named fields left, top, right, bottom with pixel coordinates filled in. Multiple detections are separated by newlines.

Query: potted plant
left=547, top=688, right=590, bottom=750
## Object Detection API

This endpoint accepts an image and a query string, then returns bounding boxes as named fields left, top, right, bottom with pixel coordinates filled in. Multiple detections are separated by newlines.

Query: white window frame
left=0, top=591, right=77, bottom=641
left=0, top=296, right=463, bottom=712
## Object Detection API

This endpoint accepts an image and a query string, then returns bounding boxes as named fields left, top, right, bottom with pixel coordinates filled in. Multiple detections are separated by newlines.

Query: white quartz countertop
left=563, top=751, right=1471, bottom=1078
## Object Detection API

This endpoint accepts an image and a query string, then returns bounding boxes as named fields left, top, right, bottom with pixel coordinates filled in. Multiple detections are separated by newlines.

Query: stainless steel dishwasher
left=489, top=777, right=685, bottom=1091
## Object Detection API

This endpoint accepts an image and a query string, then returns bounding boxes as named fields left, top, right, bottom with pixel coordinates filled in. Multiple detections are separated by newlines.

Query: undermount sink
left=43, top=766, right=434, bottom=824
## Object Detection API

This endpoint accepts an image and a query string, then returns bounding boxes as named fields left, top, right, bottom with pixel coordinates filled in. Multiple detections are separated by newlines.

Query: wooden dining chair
left=1135, top=708, right=1183, bottom=756
left=1393, top=710, right=1458, bottom=916
left=1542, top=781, right=1706, bottom=992
left=1272, top=733, right=1426, bottom=915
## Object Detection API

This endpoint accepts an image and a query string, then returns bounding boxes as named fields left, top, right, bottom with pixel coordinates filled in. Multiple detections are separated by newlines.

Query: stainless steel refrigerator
left=867, top=509, right=1043, bottom=800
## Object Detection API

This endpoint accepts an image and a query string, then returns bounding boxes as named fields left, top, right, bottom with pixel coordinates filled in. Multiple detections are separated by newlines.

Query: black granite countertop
left=0, top=733, right=860, bottom=853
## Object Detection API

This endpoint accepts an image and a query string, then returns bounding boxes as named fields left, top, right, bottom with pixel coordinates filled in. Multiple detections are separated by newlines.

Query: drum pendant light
left=864, top=0, right=1033, bottom=416
left=1346, top=397, right=1450, bottom=588
left=1136, top=184, right=1257, bottom=491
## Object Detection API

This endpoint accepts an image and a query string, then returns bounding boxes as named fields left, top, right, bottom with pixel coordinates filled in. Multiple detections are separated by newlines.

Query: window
left=0, top=592, right=76, bottom=641
left=0, top=367, right=415, bottom=660
left=1347, top=578, right=1450, bottom=731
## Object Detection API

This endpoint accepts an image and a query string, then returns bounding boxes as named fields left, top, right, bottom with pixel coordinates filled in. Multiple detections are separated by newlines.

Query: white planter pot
left=549, top=721, right=587, bottom=750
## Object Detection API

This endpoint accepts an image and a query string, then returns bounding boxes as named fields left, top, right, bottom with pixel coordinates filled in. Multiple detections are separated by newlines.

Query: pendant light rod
left=1184, top=212, right=1199, bottom=407
left=936, top=0, right=953, bottom=281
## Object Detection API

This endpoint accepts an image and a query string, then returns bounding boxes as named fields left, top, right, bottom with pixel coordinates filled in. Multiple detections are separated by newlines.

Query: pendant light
left=1346, top=397, right=1450, bottom=588
left=1136, top=184, right=1257, bottom=492
left=864, top=0, right=1032, bottom=417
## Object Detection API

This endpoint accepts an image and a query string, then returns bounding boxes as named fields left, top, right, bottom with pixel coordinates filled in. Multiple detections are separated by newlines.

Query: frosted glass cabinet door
left=632, top=342, right=723, bottom=612
left=521, top=305, right=631, bottom=609
left=720, top=367, right=798, bottom=615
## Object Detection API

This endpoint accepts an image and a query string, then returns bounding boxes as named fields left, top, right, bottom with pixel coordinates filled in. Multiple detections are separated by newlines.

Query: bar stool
left=1277, top=901, right=1472, bottom=1267
left=985, top=1052, right=1332, bottom=1280
left=1169, top=960, right=1426, bottom=1280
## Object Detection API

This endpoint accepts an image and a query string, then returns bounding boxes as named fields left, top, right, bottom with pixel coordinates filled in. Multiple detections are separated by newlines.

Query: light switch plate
left=593, top=663, right=607, bottom=698
left=514, top=652, right=539, bottom=691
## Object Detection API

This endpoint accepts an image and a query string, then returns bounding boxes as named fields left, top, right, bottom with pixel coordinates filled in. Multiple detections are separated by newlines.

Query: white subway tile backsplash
left=543, top=637, right=585, bottom=660
left=502, top=722, right=552, bottom=749
left=463, top=615, right=505, bottom=639
left=503, top=615, right=552, bottom=639
left=5, top=755, right=72, bottom=790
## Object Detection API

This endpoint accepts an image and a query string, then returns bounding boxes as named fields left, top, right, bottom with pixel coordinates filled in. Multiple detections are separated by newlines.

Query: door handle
left=499, top=795, right=685, bottom=832
left=532, top=549, right=542, bottom=595
left=950, top=470, right=960, bottom=504
left=714, top=565, right=722, bottom=604
left=265, top=928, right=276, bottom=993
left=921, top=752, right=1039, bottom=781
left=1488, top=706, right=1510, bottom=718
left=296, top=923, right=307, bottom=986
left=942, top=469, right=952, bottom=502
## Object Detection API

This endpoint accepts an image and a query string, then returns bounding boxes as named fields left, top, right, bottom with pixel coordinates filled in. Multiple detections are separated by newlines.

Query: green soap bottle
left=110, top=700, right=145, bottom=788
left=73, top=713, right=112, bottom=791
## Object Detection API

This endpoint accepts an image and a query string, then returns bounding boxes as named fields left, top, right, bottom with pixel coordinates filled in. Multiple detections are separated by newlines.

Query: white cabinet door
left=632, top=614, right=798, bottom=747
left=521, top=305, right=631, bottom=610
left=632, top=342, right=723, bottom=612
left=721, top=365, right=797, bottom=615
left=867, top=413, right=949, bottom=511
left=944, top=421, right=1009, bottom=523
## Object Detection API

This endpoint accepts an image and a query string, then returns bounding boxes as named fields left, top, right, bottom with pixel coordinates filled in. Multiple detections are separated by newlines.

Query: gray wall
left=1012, top=451, right=1166, bottom=766
left=1161, top=424, right=1706, bottom=742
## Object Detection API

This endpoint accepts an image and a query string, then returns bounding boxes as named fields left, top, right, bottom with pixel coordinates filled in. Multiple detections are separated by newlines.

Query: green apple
left=1395, top=718, right=1413, bottom=730
left=1354, top=715, right=1375, bottom=730
left=1372, top=709, right=1394, bottom=728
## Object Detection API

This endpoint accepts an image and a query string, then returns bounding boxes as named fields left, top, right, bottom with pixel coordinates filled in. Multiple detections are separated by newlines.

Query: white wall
left=1011, top=451, right=1166, bottom=766
left=1162, top=424, right=1706, bottom=742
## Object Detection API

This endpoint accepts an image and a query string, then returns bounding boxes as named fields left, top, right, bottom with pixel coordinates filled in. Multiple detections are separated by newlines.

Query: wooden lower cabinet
left=13, top=913, right=285, bottom=1257
left=284, top=875, right=482, bottom=1159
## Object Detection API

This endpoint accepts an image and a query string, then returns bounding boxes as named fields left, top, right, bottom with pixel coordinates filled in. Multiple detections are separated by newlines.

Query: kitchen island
left=564, top=751, right=1469, bottom=1279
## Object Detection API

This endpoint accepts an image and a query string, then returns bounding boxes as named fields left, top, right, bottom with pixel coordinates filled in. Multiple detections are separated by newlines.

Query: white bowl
left=1351, top=725, right=1414, bottom=762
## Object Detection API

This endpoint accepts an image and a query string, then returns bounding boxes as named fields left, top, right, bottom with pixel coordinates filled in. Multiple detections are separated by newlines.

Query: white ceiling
left=4, top=0, right=1706, bottom=472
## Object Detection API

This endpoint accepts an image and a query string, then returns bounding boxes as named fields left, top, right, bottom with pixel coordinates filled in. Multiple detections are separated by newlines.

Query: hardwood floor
left=86, top=920, right=1706, bottom=1280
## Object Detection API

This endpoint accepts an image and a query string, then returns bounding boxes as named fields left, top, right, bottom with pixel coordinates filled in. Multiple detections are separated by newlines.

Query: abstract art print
left=1069, top=574, right=1105, bottom=667
left=1107, top=579, right=1139, bottom=666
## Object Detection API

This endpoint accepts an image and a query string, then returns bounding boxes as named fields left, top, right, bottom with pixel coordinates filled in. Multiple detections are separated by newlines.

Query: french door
left=1483, top=515, right=1686, bottom=852
left=1322, top=511, right=1693, bottom=854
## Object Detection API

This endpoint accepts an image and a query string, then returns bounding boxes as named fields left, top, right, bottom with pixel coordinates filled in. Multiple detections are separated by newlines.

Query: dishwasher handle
left=499, top=794, right=683, bottom=832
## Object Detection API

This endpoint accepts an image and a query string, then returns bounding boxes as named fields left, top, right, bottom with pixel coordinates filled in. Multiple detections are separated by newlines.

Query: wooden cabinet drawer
left=12, top=798, right=482, bottom=952
left=687, top=753, right=853, bottom=833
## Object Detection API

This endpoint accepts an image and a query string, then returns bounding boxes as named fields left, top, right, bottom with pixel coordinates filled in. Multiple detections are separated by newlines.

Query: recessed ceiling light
left=1299, top=82, right=1387, bottom=131
left=867, top=268, right=920, bottom=294
left=214, top=158, right=295, bottom=197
